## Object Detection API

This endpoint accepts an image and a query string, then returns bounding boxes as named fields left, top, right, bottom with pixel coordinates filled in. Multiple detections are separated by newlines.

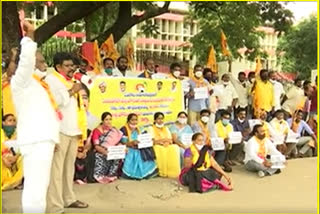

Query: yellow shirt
left=215, top=120, right=233, bottom=139
left=2, top=84, right=16, bottom=116
left=150, top=125, right=172, bottom=140
left=253, top=79, right=274, bottom=112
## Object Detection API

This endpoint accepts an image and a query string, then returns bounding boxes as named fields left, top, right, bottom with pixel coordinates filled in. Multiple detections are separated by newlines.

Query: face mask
left=173, top=71, right=180, bottom=78
left=222, top=119, right=230, bottom=126
left=238, top=118, right=245, bottom=123
left=104, top=68, right=113, bottom=75
left=201, top=116, right=209, bottom=123
left=223, top=81, right=229, bottom=86
left=155, top=123, right=164, bottom=128
left=195, top=144, right=204, bottom=151
left=129, top=124, right=137, bottom=129
left=195, top=71, right=202, bottom=78
left=269, top=79, right=276, bottom=84
left=3, top=125, right=16, bottom=138
left=34, top=69, right=47, bottom=78
left=251, top=78, right=255, bottom=83
left=177, top=118, right=187, bottom=124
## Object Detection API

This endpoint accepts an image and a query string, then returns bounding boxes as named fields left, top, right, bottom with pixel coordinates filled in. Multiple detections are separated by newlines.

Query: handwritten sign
left=286, top=130, right=300, bottom=143
left=107, top=145, right=126, bottom=160
left=270, top=155, right=286, bottom=169
left=181, top=133, right=193, bottom=147
left=194, top=87, right=209, bottom=99
left=211, top=137, right=225, bottom=151
left=249, top=119, right=261, bottom=131
left=182, top=80, right=190, bottom=92
left=137, top=133, right=153, bottom=149
left=271, top=135, right=285, bottom=145
left=228, top=132, right=242, bottom=144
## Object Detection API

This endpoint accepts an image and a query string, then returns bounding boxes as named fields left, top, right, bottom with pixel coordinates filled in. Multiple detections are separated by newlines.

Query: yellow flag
left=221, top=30, right=231, bottom=57
left=100, top=34, right=120, bottom=63
left=126, top=38, right=134, bottom=71
left=255, top=56, right=262, bottom=74
left=93, top=40, right=102, bottom=74
left=206, top=45, right=217, bottom=72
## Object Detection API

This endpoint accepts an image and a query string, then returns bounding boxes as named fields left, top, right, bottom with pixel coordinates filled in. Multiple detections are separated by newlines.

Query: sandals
left=67, top=200, right=89, bottom=208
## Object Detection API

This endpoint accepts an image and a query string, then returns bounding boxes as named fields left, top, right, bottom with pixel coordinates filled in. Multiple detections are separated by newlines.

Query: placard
left=211, top=137, right=225, bottom=151
left=181, top=133, right=193, bottom=147
left=271, top=135, right=285, bottom=145
left=107, top=145, right=126, bottom=160
left=270, top=155, right=286, bottom=169
left=228, top=132, right=242, bottom=144
left=249, top=119, right=261, bottom=130
left=137, top=133, right=153, bottom=149
left=194, top=87, right=209, bottom=99
left=286, top=130, right=300, bottom=143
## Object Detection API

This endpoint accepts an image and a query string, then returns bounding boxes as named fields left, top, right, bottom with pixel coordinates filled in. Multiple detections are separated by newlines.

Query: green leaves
left=278, top=14, right=317, bottom=79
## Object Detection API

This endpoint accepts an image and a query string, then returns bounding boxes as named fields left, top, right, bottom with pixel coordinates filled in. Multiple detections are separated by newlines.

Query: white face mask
left=269, top=79, right=276, bottom=84
left=177, top=118, right=187, bottom=124
left=155, top=123, right=164, bottom=128
left=195, top=144, right=204, bottom=150
left=223, top=81, right=229, bottom=85
left=34, top=69, right=47, bottom=78
left=238, top=118, right=245, bottom=123
left=173, top=71, right=180, bottom=78
left=195, top=71, right=203, bottom=78
left=201, top=116, right=209, bottom=123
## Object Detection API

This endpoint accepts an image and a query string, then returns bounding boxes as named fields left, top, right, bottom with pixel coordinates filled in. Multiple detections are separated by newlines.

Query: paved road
left=2, top=157, right=318, bottom=213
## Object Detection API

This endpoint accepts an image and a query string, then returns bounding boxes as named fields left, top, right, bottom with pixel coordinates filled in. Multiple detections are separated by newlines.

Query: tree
left=2, top=1, right=170, bottom=53
left=188, top=2, right=294, bottom=63
left=278, top=14, right=317, bottom=79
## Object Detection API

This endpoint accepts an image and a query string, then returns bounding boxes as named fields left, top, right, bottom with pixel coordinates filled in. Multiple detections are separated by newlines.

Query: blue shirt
left=188, top=79, right=210, bottom=112
left=169, top=123, right=193, bottom=144
left=287, top=118, right=314, bottom=137
left=231, top=118, right=250, bottom=141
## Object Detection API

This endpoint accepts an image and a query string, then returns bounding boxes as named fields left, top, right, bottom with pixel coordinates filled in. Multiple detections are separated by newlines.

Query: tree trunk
left=2, top=2, right=22, bottom=54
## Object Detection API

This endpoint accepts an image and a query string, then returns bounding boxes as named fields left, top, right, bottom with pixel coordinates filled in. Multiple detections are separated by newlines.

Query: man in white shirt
left=113, top=56, right=137, bottom=77
left=269, top=71, right=285, bottom=111
left=214, top=73, right=238, bottom=122
left=45, top=52, right=88, bottom=213
left=10, top=21, right=60, bottom=213
left=281, top=78, right=305, bottom=117
left=244, top=124, right=285, bottom=178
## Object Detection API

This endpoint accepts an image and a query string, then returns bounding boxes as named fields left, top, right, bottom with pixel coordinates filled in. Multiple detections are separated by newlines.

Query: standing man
left=10, top=21, right=60, bottom=213
left=269, top=71, right=285, bottom=111
left=114, top=56, right=136, bottom=77
left=186, top=64, right=211, bottom=125
left=138, top=57, right=155, bottom=79
left=45, top=52, right=88, bottom=213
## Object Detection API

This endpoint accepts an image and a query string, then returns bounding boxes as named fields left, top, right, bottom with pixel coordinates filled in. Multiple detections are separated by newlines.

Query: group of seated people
left=1, top=106, right=318, bottom=193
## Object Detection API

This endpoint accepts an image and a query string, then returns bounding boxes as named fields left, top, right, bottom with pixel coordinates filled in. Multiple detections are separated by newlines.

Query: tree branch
left=94, top=2, right=170, bottom=45
left=35, top=2, right=108, bottom=46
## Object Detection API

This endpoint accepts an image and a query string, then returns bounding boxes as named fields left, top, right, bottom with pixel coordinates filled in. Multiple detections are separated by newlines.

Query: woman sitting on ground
left=1, top=114, right=23, bottom=190
left=149, top=112, right=180, bottom=178
left=92, top=112, right=123, bottom=184
left=179, top=133, right=233, bottom=193
left=120, top=113, right=158, bottom=179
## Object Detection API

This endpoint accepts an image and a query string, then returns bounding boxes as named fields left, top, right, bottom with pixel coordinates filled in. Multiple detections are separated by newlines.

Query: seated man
left=244, top=124, right=285, bottom=178
left=230, top=107, right=250, bottom=164
left=192, top=109, right=230, bottom=172
left=269, top=110, right=290, bottom=154
left=287, top=110, right=317, bottom=157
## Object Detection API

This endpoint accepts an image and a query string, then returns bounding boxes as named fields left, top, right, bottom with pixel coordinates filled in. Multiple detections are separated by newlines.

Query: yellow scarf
left=198, top=121, right=211, bottom=145
left=152, top=125, right=170, bottom=140
left=291, top=120, right=300, bottom=133
left=190, top=143, right=211, bottom=171
left=254, top=136, right=266, bottom=160
left=124, top=124, right=140, bottom=142
left=143, top=70, right=151, bottom=79
left=33, top=74, right=63, bottom=121
left=191, top=76, right=207, bottom=88
left=272, top=119, right=288, bottom=135
left=52, top=71, right=87, bottom=141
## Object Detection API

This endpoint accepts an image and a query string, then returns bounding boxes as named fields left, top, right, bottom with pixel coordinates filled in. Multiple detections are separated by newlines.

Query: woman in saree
left=120, top=113, right=158, bottom=179
left=1, top=114, right=23, bottom=190
left=179, top=133, right=233, bottom=193
left=149, top=112, right=180, bottom=178
left=92, top=112, right=123, bottom=184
